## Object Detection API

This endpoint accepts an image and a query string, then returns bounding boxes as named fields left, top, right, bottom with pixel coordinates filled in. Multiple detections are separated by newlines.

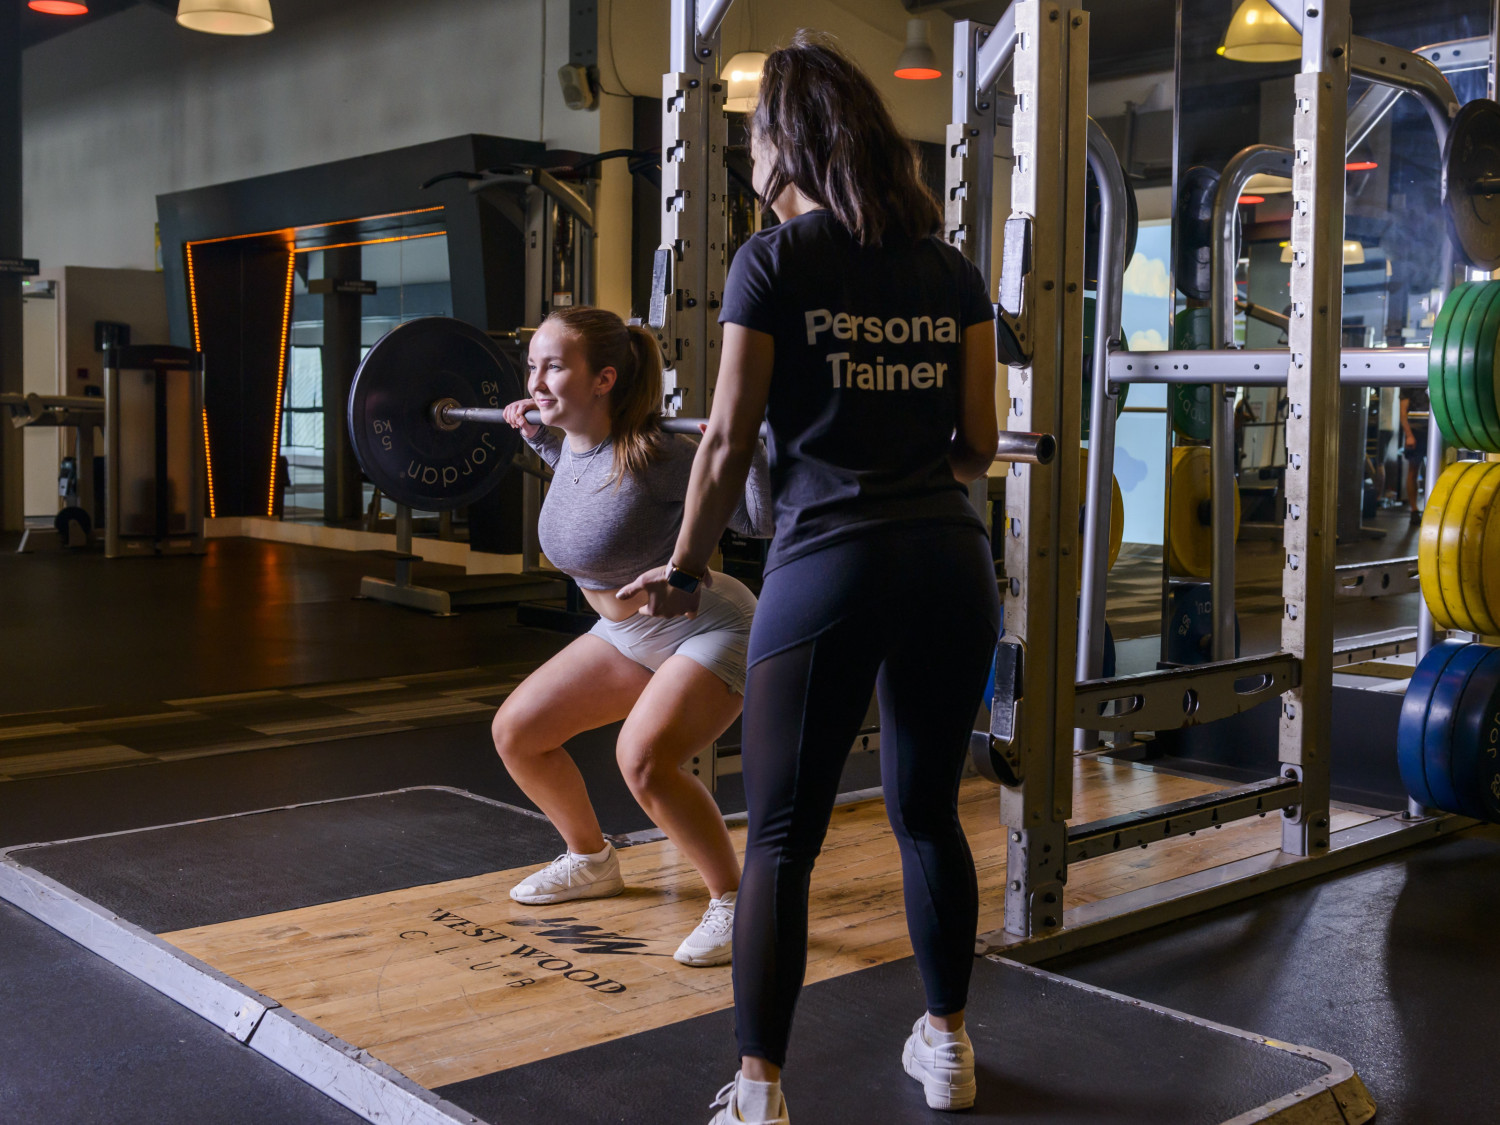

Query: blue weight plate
left=1449, top=645, right=1500, bottom=821
left=1398, top=640, right=1467, bottom=808
left=1423, top=642, right=1492, bottom=814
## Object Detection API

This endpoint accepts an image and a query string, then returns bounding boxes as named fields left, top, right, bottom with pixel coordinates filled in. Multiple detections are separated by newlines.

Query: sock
left=570, top=843, right=611, bottom=864
left=924, top=1016, right=966, bottom=1045
left=735, top=1074, right=781, bottom=1122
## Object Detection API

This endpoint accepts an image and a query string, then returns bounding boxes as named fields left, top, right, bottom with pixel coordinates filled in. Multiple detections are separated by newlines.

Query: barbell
left=346, top=316, right=1057, bottom=513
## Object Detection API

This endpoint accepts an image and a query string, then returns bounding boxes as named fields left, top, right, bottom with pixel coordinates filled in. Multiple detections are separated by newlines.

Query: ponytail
left=540, top=307, right=666, bottom=486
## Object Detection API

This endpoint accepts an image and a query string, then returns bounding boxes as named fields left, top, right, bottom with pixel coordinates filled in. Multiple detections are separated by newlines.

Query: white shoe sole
left=903, top=1041, right=976, bottom=1111
left=673, top=943, right=731, bottom=967
left=508, top=875, right=625, bottom=905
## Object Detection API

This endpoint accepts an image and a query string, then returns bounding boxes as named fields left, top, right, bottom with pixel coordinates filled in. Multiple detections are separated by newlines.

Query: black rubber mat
left=0, top=899, right=364, bottom=1125
left=436, top=954, right=1332, bottom=1125
left=9, top=788, right=562, bottom=932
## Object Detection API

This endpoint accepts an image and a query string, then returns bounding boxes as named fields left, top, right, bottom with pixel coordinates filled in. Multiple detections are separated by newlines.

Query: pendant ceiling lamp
left=1217, top=0, right=1300, bottom=63
left=176, top=0, right=274, bottom=36
left=28, top=1, right=89, bottom=14
left=722, top=51, right=768, bottom=114
left=895, top=19, right=941, bottom=80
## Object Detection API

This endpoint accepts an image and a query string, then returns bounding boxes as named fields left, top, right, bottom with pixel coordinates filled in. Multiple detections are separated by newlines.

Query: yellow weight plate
left=1482, top=474, right=1500, bottom=641
left=1438, top=461, right=1484, bottom=632
left=1076, top=452, right=1126, bottom=577
left=1110, top=474, right=1124, bottom=570
left=1459, top=463, right=1500, bottom=636
left=1417, top=461, right=1470, bottom=628
left=1167, top=446, right=1241, bottom=578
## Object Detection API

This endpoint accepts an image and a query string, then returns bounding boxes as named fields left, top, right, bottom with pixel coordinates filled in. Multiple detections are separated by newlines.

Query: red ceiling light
left=1238, top=195, right=1266, bottom=205
left=29, top=0, right=89, bottom=12
left=1346, top=161, right=1378, bottom=171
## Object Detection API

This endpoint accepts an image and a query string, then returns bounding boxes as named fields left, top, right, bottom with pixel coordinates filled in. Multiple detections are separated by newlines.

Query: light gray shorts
left=587, top=571, right=758, bottom=695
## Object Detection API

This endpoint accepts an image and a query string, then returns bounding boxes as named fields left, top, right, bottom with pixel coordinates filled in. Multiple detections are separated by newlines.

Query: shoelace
left=698, top=899, right=734, bottom=937
left=710, top=1078, right=737, bottom=1110
left=533, top=852, right=585, bottom=888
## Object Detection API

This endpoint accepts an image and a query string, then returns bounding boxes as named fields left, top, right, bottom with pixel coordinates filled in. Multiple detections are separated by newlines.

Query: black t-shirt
left=719, top=210, right=993, bottom=573
left=1402, top=387, right=1430, bottom=435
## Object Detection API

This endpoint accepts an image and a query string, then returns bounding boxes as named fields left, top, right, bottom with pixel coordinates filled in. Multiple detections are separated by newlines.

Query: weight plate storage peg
left=1443, top=98, right=1500, bottom=272
left=346, top=317, right=525, bottom=511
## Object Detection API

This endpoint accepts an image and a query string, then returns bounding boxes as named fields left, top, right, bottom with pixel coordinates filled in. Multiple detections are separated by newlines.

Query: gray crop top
left=524, top=428, right=774, bottom=590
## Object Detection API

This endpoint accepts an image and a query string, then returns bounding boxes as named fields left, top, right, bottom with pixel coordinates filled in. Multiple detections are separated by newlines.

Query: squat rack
left=956, top=0, right=1483, bottom=957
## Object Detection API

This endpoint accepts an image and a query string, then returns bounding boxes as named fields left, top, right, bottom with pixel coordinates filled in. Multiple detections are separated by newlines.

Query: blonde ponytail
left=541, top=307, right=666, bottom=486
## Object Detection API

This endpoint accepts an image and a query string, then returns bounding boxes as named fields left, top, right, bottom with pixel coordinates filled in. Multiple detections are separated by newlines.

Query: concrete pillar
left=0, top=3, right=23, bottom=532
left=321, top=245, right=363, bottom=523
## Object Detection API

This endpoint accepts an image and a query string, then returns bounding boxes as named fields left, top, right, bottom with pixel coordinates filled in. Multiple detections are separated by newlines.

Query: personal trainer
left=492, top=306, right=772, bottom=967
left=620, top=34, right=1002, bottom=1124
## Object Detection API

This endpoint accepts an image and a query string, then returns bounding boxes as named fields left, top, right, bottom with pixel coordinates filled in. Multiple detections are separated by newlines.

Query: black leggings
left=733, top=524, right=1001, bottom=1067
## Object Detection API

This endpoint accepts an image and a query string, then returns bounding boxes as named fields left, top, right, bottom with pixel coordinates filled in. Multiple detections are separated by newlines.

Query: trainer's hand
left=616, top=566, right=711, bottom=618
left=503, top=398, right=542, bottom=439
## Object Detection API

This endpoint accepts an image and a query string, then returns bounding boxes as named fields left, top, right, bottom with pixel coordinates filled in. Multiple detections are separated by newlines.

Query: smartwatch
left=665, top=561, right=704, bottom=594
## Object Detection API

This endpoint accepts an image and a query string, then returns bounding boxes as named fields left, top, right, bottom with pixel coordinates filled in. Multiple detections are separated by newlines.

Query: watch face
left=667, top=566, right=699, bottom=592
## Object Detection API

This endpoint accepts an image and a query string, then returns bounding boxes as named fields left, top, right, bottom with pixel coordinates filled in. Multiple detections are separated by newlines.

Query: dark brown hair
left=541, top=307, right=666, bottom=486
left=751, top=30, right=942, bottom=247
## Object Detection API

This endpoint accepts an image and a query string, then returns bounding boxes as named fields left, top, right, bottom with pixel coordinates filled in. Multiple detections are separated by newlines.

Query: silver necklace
left=569, top=438, right=608, bottom=485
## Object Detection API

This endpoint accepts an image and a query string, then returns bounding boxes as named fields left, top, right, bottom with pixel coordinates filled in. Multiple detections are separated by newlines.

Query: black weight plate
left=1450, top=644, right=1500, bottom=821
left=1174, top=166, right=1219, bottom=301
left=1444, top=98, right=1500, bottom=271
left=347, top=317, right=523, bottom=511
left=1423, top=640, right=1491, bottom=814
left=1398, top=640, right=1465, bottom=809
left=1084, top=170, right=1140, bottom=290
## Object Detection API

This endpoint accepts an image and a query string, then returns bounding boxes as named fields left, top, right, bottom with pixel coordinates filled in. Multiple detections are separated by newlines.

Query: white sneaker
left=902, top=1014, right=976, bottom=1111
left=675, top=892, right=735, bottom=966
left=707, top=1072, right=788, bottom=1125
left=509, top=846, right=624, bottom=905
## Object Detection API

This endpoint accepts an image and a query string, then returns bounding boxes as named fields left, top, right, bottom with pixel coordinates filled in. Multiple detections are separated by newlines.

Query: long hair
left=751, top=31, right=942, bottom=247
left=541, top=307, right=666, bottom=487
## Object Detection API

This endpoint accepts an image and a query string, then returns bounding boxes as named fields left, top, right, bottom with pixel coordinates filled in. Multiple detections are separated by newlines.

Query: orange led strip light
left=268, top=251, right=297, bottom=517
left=185, top=206, right=444, bottom=249
left=185, top=242, right=217, bottom=518
left=291, top=229, right=447, bottom=254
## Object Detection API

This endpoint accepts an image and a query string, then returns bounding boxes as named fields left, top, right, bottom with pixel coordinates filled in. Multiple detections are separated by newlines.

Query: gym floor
left=0, top=532, right=1491, bottom=1124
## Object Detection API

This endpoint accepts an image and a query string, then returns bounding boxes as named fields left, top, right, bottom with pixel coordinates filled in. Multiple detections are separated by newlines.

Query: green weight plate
left=1439, top=282, right=1483, bottom=449
left=1438, top=461, right=1484, bottom=632
left=1430, top=282, right=1474, bottom=448
left=1459, top=464, right=1500, bottom=636
left=1471, top=282, right=1500, bottom=452
left=1451, top=280, right=1498, bottom=450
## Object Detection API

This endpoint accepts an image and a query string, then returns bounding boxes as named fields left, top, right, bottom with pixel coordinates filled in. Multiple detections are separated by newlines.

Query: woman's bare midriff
left=581, top=584, right=648, bottom=622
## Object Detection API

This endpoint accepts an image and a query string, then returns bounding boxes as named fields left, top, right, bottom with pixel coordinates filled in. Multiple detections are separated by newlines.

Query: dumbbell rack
left=951, top=0, right=1481, bottom=956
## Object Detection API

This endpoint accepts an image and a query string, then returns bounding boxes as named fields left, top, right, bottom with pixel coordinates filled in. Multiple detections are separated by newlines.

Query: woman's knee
left=491, top=704, right=542, bottom=764
left=615, top=736, right=670, bottom=796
